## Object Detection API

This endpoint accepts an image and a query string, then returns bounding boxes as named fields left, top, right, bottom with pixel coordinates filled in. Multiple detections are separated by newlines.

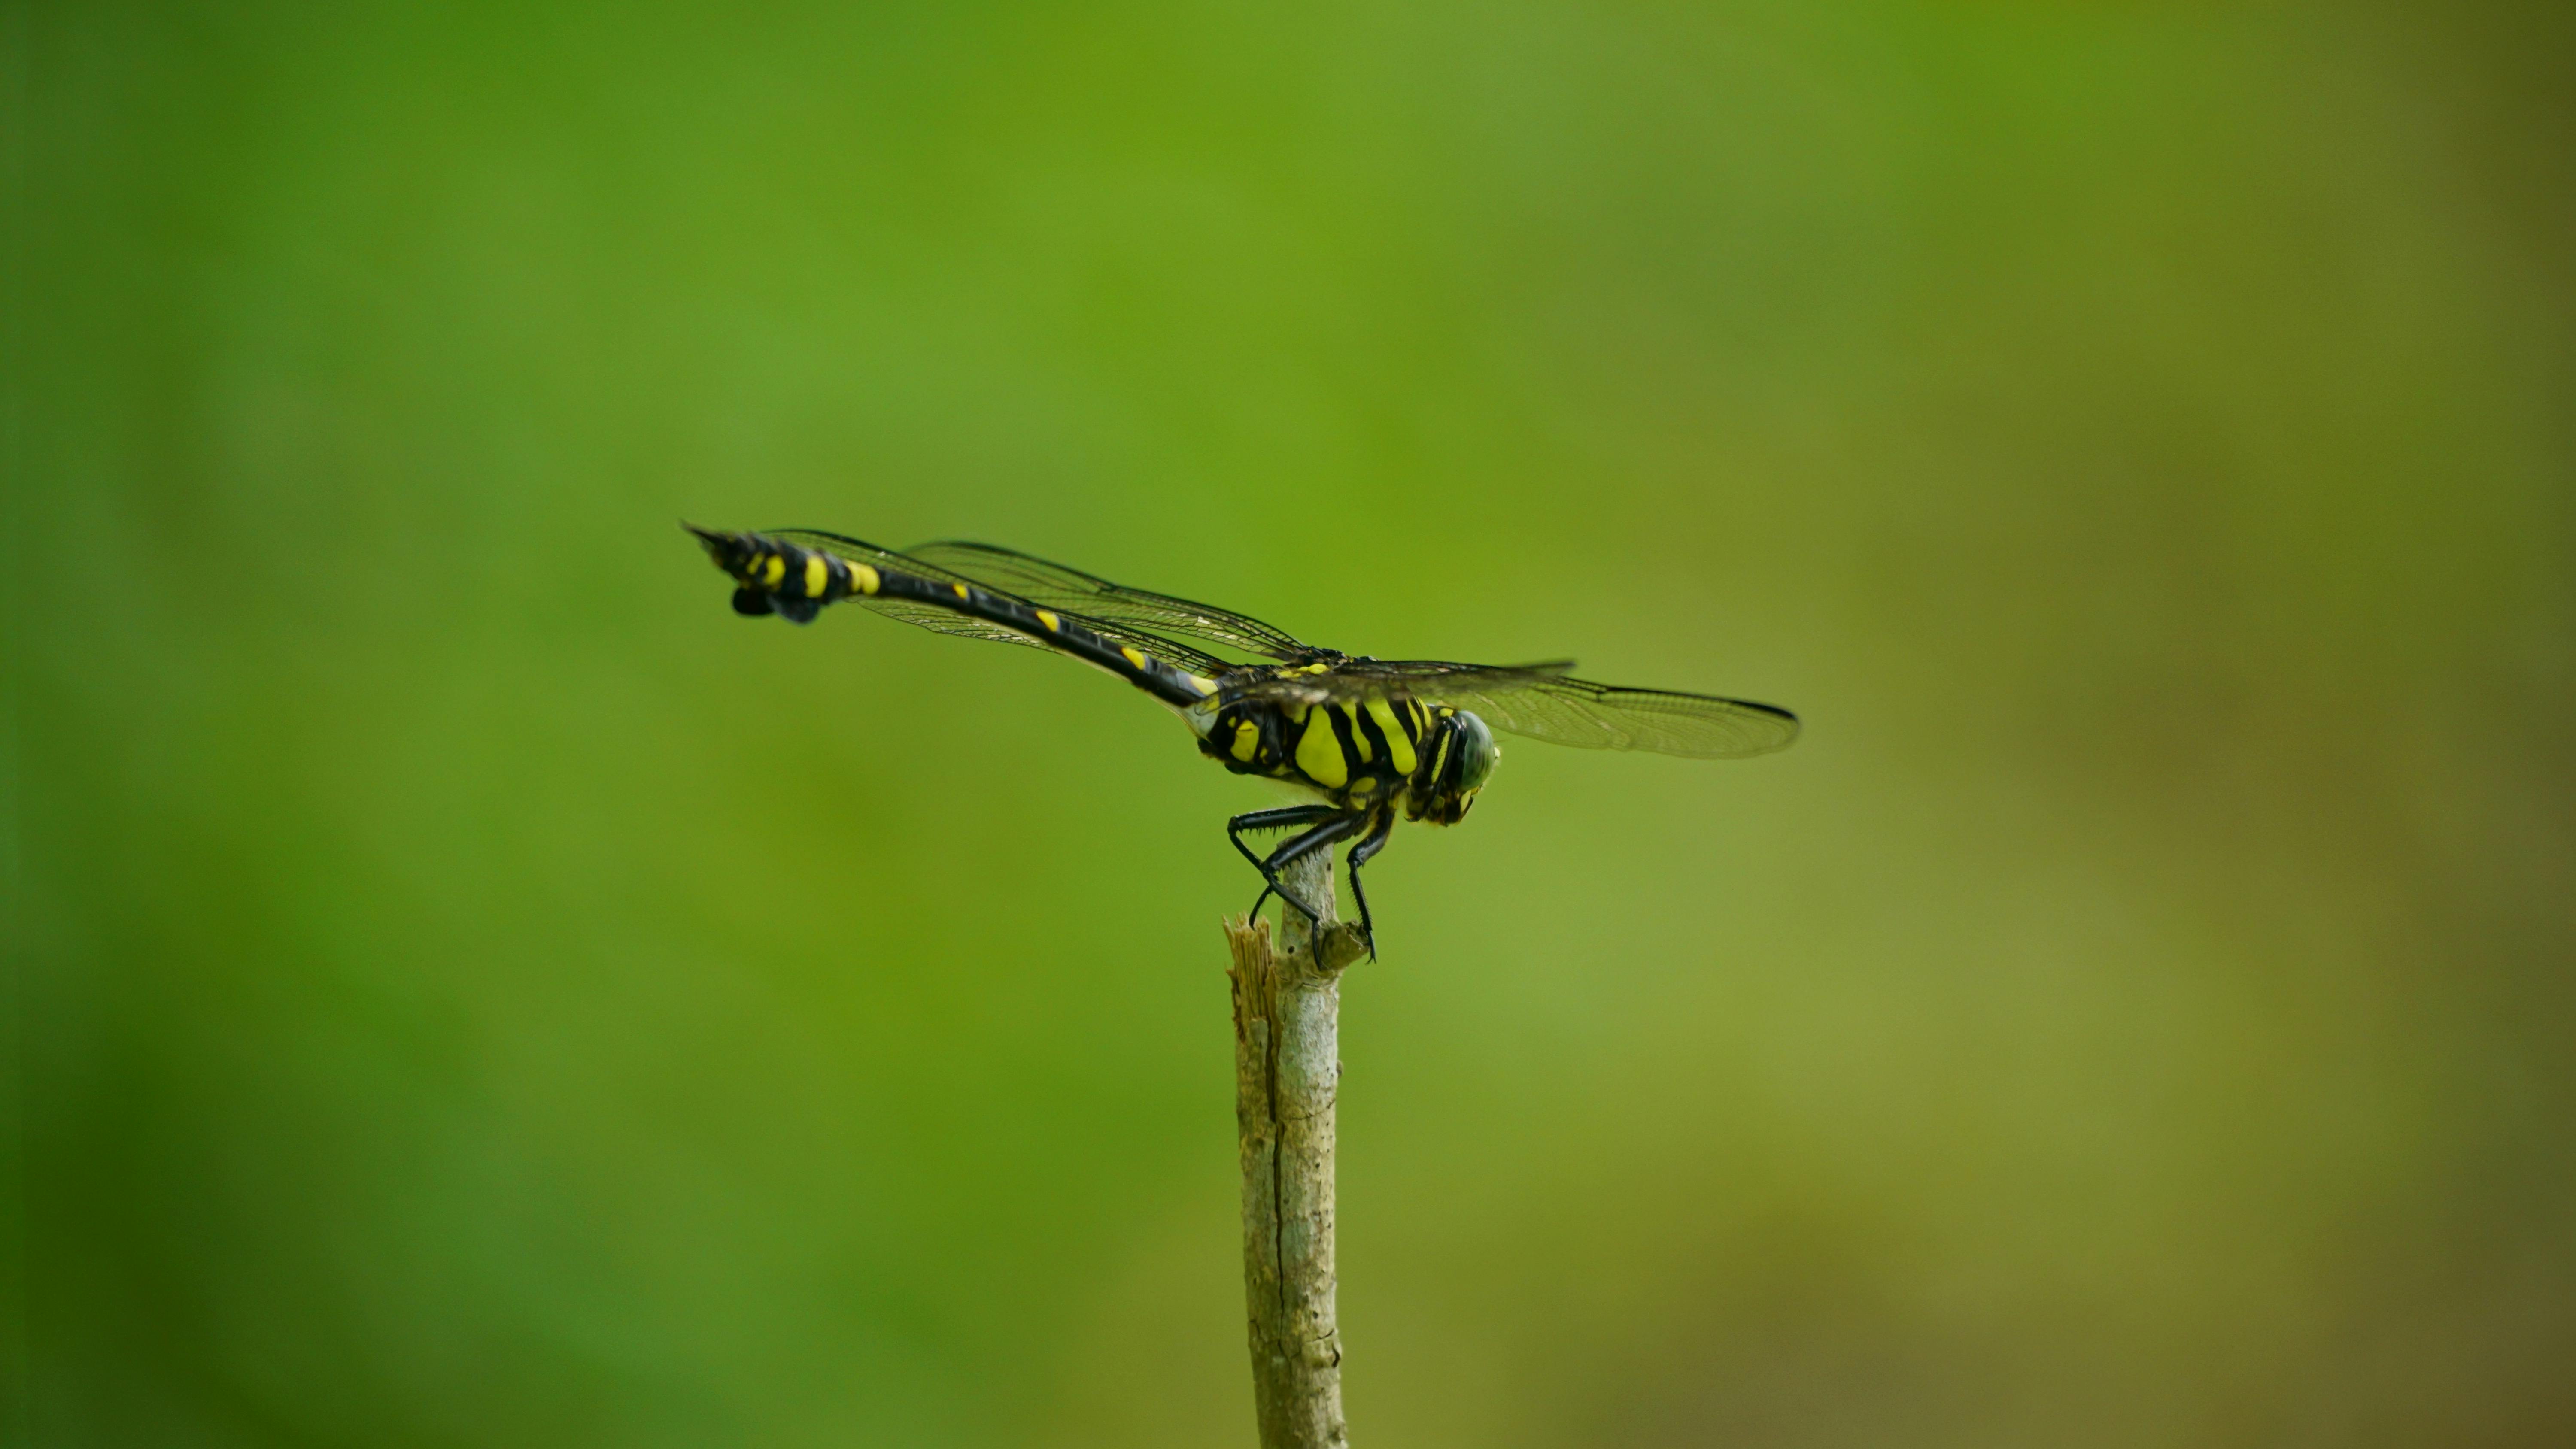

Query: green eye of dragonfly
left=686, top=524, right=1798, bottom=954
left=1447, top=711, right=1496, bottom=792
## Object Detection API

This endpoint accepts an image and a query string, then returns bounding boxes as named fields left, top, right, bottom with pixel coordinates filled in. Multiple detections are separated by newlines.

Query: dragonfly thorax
left=1193, top=692, right=1493, bottom=826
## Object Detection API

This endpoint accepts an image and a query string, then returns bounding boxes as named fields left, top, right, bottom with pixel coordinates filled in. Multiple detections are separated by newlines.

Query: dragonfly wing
left=1225, top=660, right=1574, bottom=706
left=1443, top=676, right=1800, bottom=757
left=1230, top=658, right=1796, bottom=758
left=906, top=540, right=1311, bottom=663
left=769, top=530, right=1234, bottom=673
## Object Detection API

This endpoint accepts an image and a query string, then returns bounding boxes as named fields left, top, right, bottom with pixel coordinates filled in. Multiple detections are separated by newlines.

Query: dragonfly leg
left=1227, top=805, right=1342, bottom=919
left=1249, top=811, right=1370, bottom=931
left=1343, top=807, right=1398, bottom=960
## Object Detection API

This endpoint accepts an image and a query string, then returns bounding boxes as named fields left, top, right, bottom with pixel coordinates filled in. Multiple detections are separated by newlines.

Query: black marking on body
left=1195, top=691, right=1444, bottom=817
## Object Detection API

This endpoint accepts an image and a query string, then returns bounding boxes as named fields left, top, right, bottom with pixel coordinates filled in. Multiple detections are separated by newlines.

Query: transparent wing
left=1228, top=659, right=1578, bottom=706
left=1441, top=676, right=1800, bottom=758
left=768, top=530, right=1235, bottom=674
left=1233, top=659, right=1799, bottom=758
left=756, top=531, right=1800, bottom=755
left=905, top=540, right=1311, bottom=663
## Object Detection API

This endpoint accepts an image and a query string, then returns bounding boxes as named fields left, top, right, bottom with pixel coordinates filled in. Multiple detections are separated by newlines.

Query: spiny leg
left=1227, top=805, right=1342, bottom=919
left=1343, top=807, right=1398, bottom=959
left=1252, top=811, right=1370, bottom=931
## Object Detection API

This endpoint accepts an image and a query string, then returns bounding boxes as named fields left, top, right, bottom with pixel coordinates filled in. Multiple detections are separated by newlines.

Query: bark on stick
left=1226, top=848, right=1367, bottom=1449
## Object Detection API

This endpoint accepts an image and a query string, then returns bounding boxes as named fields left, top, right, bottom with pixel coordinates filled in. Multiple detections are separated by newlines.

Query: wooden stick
left=1226, top=847, right=1368, bottom=1448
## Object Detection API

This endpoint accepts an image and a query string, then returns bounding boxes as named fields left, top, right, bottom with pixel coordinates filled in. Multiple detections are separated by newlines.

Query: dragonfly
left=689, top=525, right=1798, bottom=953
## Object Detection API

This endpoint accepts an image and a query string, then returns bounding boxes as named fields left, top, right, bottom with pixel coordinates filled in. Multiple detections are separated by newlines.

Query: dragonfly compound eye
left=1448, top=710, right=1498, bottom=792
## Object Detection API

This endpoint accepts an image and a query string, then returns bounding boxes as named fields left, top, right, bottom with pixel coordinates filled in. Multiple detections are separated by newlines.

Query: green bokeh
left=15, top=2, right=2573, bottom=1445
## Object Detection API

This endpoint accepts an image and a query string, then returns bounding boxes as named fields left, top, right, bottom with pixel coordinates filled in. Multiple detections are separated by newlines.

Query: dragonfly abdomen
left=694, top=527, right=1224, bottom=710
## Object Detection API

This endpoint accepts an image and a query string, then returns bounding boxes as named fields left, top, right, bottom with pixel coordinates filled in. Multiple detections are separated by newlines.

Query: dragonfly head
left=1410, top=709, right=1498, bottom=825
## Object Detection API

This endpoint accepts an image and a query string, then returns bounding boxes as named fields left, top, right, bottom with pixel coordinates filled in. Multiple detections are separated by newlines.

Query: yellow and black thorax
left=1196, top=688, right=1486, bottom=825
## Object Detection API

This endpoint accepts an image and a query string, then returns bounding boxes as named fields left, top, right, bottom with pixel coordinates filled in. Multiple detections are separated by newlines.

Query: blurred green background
left=14, top=1, right=2574, bottom=1445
